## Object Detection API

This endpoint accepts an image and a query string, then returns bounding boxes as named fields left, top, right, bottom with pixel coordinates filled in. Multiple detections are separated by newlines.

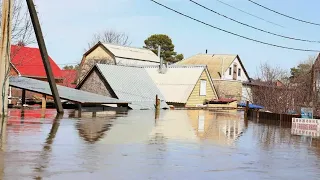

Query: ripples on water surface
left=0, top=109, right=320, bottom=179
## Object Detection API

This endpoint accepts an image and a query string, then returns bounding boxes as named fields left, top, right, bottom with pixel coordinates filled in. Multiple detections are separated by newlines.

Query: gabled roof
left=11, top=45, right=62, bottom=79
left=144, top=65, right=212, bottom=103
left=176, top=54, right=249, bottom=79
left=78, top=64, right=168, bottom=110
left=102, top=43, right=160, bottom=63
left=83, top=41, right=160, bottom=63
left=61, top=70, right=77, bottom=88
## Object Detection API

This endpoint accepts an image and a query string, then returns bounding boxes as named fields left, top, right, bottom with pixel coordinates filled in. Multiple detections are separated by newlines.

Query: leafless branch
left=86, top=29, right=131, bottom=51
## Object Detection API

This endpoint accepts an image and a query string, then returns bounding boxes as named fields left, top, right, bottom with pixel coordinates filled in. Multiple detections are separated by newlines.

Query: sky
left=31, top=0, right=320, bottom=77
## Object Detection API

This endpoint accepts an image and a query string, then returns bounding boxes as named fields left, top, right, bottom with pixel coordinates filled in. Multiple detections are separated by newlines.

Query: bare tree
left=0, top=0, right=34, bottom=45
left=87, top=29, right=131, bottom=50
left=251, top=62, right=292, bottom=113
left=251, top=61, right=314, bottom=114
left=255, top=62, right=289, bottom=83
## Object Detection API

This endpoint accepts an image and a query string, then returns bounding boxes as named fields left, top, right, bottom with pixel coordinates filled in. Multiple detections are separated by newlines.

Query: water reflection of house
left=149, top=111, right=198, bottom=141
left=7, top=109, right=57, bottom=133
left=99, top=111, right=156, bottom=144
left=76, top=111, right=118, bottom=143
left=187, top=110, right=245, bottom=145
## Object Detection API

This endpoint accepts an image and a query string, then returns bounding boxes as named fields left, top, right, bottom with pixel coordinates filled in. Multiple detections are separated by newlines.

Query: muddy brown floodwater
left=0, top=109, right=320, bottom=180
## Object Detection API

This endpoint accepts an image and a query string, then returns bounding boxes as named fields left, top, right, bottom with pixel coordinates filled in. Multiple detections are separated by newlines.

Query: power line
left=190, top=0, right=320, bottom=43
left=215, top=0, right=284, bottom=28
left=247, top=0, right=320, bottom=26
left=150, top=0, right=319, bottom=52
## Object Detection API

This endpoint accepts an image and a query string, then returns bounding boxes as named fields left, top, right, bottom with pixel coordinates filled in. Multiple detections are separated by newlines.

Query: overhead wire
left=150, top=0, right=319, bottom=52
left=215, top=0, right=285, bottom=28
left=189, top=0, right=320, bottom=43
left=247, top=0, right=320, bottom=26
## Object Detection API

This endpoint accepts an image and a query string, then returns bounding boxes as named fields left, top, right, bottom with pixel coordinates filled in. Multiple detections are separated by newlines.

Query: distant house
left=79, top=42, right=160, bottom=81
left=10, top=45, right=63, bottom=81
left=9, top=45, right=63, bottom=100
left=76, top=64, right=168, bottom=110
left=176, top=54, right=250, bottom=102
left=144, top=65, right=218, bottom=107
left=61, top=70, right=77, bottom=88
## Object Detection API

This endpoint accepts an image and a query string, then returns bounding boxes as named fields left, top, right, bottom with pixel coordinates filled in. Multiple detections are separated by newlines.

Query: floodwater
left=0, top=109, right=320, bottom=179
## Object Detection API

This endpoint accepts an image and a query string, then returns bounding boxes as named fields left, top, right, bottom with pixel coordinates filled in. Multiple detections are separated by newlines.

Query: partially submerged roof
left=144, top=65, right=207, bottom=103
left=10, top=76, right=129, bottom=105
left=10, top=45, right=63, bottom=79
left=177, top=54, right=249, bottom=79
left=79, top=64, right=168, bottom=110
left=102, top=43, right=160, bottom=63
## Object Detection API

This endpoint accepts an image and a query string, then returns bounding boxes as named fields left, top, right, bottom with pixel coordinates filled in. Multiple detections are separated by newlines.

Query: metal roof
left=9, top=76, right=129, bottom=104
left=144, top=66, right=205, bottom=103
left=176, top=54, right=237, bottom=79
left=96, top=64, right=169, bottom=110
left=103, top=43, right=160, bottom=63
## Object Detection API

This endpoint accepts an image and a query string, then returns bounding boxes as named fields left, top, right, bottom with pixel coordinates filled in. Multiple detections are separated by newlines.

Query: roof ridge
left=102, top=42, right=151, bottom=51
left=142, top=64, right=206, bottom=68
left=96, top=63, right=145, bottom=69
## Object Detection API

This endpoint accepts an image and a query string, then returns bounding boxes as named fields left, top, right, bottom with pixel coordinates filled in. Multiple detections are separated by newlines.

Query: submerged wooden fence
left=247, top=109, right=301, bottom=128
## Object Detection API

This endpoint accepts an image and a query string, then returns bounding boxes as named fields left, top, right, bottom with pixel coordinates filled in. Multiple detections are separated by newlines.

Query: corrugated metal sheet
left=96, top=64, right=168, bottom=110
left=176, top=54, right=237, bottom=79
left=144, top=66, right=205, bottom=103
left=115, top=57, right=159, bottom=66
left=9, top=76, right=129, bottom=104
left=103, top=43, right=160, bottom=63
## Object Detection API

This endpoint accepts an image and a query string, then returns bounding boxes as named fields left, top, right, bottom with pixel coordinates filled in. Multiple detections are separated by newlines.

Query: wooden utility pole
left=244, top=100, right=249, bottom=120
left=0, top=0, right=13, bottom=117
left=26, top=0, right=63, bottom=114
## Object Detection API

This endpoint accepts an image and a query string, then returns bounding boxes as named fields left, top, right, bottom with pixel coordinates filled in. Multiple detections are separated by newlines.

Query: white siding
left=200, top=80, right=207, bottom=96
left=223, top=57, right=249, bottom=82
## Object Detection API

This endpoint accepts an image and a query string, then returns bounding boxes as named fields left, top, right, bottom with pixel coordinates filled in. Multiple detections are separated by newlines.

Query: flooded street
left=1, top=109, right=320, bottom=179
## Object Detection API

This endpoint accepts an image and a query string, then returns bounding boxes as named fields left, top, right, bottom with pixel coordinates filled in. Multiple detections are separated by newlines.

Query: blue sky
left=33, top=0, right=320, bottom=77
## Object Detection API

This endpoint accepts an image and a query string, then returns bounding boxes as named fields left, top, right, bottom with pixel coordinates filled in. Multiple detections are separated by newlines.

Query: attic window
left=229, top=67, right=232, bottom=75
left=238, top=68, right=241, bottom=76
left=200, top=80, right=207, bottom=96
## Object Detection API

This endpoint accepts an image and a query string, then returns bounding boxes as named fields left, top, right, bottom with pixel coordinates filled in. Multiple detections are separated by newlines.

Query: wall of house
left=86, top=45, right=114, bottom=60
left=213, top=80, right=242, bottom=101
left=79, top=69, right=114, bottom=98
left=223, top=57, right=248, bottom=82
left=80, top=45, right=116, bottom=81
left=186, top=70, right=218, bottom=107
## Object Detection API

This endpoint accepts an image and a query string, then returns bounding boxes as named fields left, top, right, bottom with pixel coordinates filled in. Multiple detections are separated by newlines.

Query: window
left=238, top=68, right=241, bottom=76
left=229, top=67, right=232, bottom=75
left=200, top=80, right=207, bottom=96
